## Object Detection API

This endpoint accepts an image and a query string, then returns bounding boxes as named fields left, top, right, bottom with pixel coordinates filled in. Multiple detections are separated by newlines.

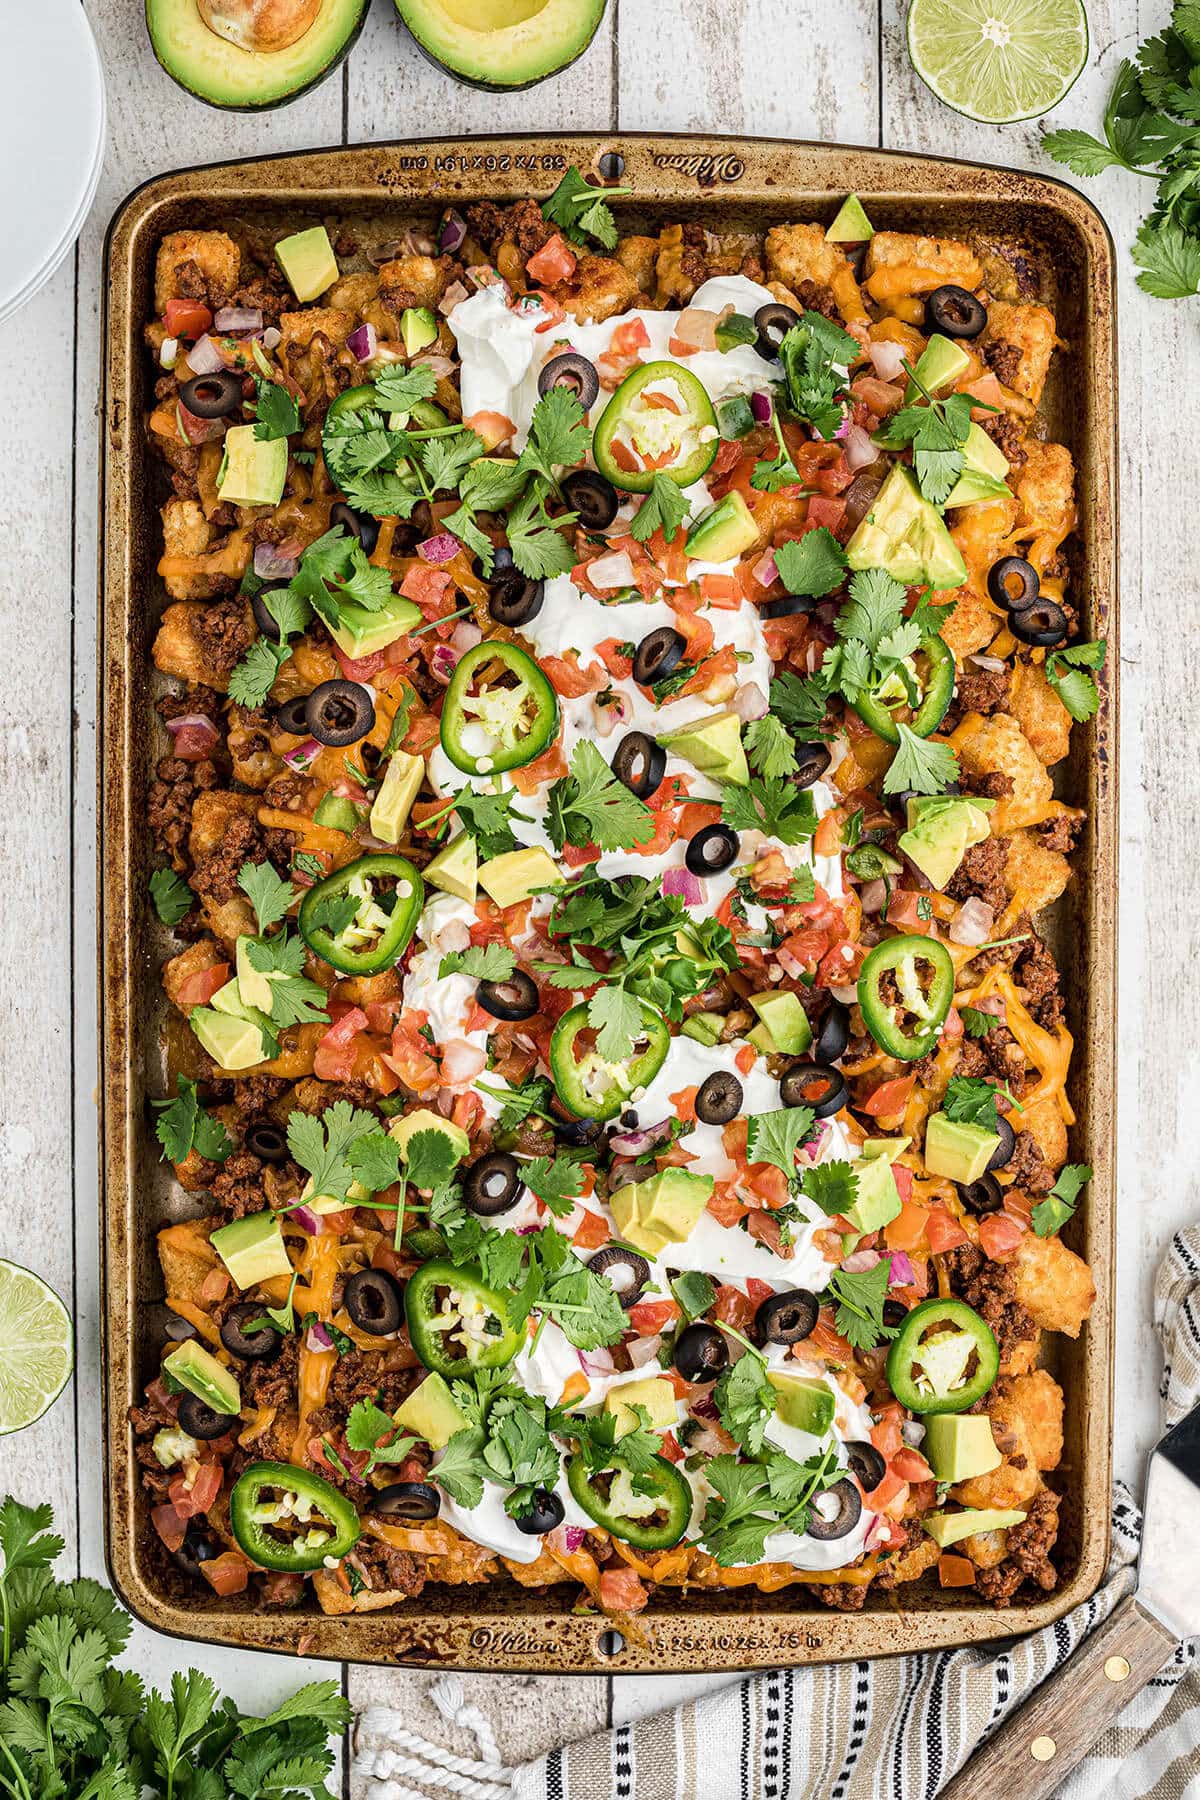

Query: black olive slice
left=477, top=970, right=539, bottom=1022
left=805, top=1477, right=863, bottom=1542
left=177, top=1392, right=233, bottom=1440
left=882, top=1298, right=910, bottom=1331
left=694, top=1070, right=744, bottom=1127
left=243, top=1122, right=288, bottom=1163
left=513, top=1487, right=565, bottom=1535
left=562, top=468, right=619, bottom=530
left=754, top=1288, right=819, bottom=1346
left=924, top=285, right=988, bottom=340
left=554, top=1116, right=604, bottom=1149
left=538, top=351, right=600, bottom=411
left=793, top=741, right=833, bottom=789
left=220, top=1300, right=283, bottom=1362
left=179, top=370, right=244, bottom=419
left=612, top=731, right=666, bottom=798
left=588, top=1245, right=651, bottom=1308
left=760, top=594, right=820, bottom=621
left=812, top=999, right=850, bottom=1065
left=488, top=567, right=545, bottom=628
left=252, top=589, right=290, bottom=643
left=778, top=1061, right=847, bottom=1119
left=986, top=554, right=1040, bottom=614
left=463, top=1151, right=522, bottom=1217
left=1010, top=600, right=1069, bottom=647
left=343, top=1267, right=403, bottom=1335
left=330, top=500, right=380, bottom=557
left=955, top=1172, right=1005, bottom=1216
left=754, top=301, right=801, bottom=359
left=608, top=1159, right=658, bottom=1197
left=673, top=1322, right=729, bottom=1384
left=987, top=1115, right=1016, bottom=1172
left=305, top=679, right=376, bottom=747
left=845, top=1440, right=887, bottom=1493
left=274, top=695, right=311, bottom=735
left=374, top=1481, right=440, bottom=1521
left=173, top=1523, right=220, bottom=1578
left=685, top=824, right=739, bottom=877
left=631, top=626, right=687, bottom=687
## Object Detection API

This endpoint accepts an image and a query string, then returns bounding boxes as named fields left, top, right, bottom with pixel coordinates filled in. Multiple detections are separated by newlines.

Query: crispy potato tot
left=189, top=791, right=260, bottom=861
left=376, top=254, right=451, bottom=310
left=1017, top=1097, right=1068, bottom=1174
left=982, top=302, right=1056, bottom=405
left=1007, top=1368, right=1065, bottom=1472
left=1011, top=1233, right=1095, bottom=1338
left=1008, top=660, right=1073, bottom=767
left=956, top=713, right=1053, bottom=832
left=155, top=230, right=240, bottom=314
left=278, top=307, right=354, bottom=357
left=162, top=939, right=224, bottom=1014
left=1004, top=829, right=1071, bottom=914
left=556, top=253, right=641, bottom=323
left=615, top=234, right=658, bottom=294
left=885, top=1535, right=941, bottom=1586
left=326, top=272, right=379, bottom=313
left=952, top=492, right=1020, bottom=578
left=961, top=1528, right=1009, bottom=1568
left=865, top=231, right=982, bottom=293
left=153, top=600, right=243, bottom=682
left=766, top=222, right=850, bottom=292
left=941, top=584, right=999, bottom=658
left=1014, top=441, right=1075, bottom=539
left=157, top=1217, right=219, bottom=1305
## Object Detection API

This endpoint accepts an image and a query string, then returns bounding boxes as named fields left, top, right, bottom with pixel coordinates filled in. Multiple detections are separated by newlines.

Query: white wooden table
left=0, top=0, right=1183, bottom=1783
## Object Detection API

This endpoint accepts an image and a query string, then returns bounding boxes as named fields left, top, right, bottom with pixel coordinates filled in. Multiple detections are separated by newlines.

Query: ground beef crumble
left=943, top=1243, right=1037, bottom=1361
left=190, top=811, right=271, bottom=904
left=945, top=836, right=1008, bottom=914
left=975, top=1488, right=1060, bottom=1603
left=209, top=1149, right=269, bottom=1220
left=1035, top=813, right=1080, bottom=854
left=1014, top=933, right=1065, bottom=1029
left=812, top=1581, right=868, bottom=1611
left=191, top=597, right=253, bottom=682
left=148, top=755, right=219, bottom=866
left=944, top=664, right=1010, bottom=733
left=348, top=1536, right=426, bottom=1598
left=983, top=339, right=1023, bottom=387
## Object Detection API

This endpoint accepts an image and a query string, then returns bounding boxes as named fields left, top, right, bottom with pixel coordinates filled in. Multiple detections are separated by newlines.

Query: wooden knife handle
left=939, top=1594, right=1178, bottom=1800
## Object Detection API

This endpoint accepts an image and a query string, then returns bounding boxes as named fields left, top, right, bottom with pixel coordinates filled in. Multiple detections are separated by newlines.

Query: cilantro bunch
left=0, top=1496, right=349, bottom=1799
left=775, top=312, right=861, bottom=440
left=873, top=369, right=995, bottom=508
left=1045, top=21, right=1200, bottom=297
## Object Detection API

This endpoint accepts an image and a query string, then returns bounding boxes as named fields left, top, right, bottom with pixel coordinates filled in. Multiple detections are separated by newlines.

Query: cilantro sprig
left=776, top=311, right=860, bottom=440
left=1032, top=1162, right=1092, bottom=1237
left=542, top=166, right=632, bottom=250
left=547, top=740, right=655, bottom=854
left=153, top=1074, right=232, bottom=1166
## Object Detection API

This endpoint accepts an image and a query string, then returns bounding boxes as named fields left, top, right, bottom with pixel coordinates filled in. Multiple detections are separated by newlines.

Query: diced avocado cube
left=423, top=833, right=478, bottom=903
left=400, top=306, right=439, bottom=356
left=275, top=225, right=339, bottom=303
left=681, top=1010, right=724, bottom=1047
left=923, top=1414, right=1002, bottom=1485
left=609, top=1180, right=671, bottom=1256
left=924, top=1114, right=1001, bottom=1186
left=944, top=424, right=1012, bottom=508
left=768, top=1373, right=836, bottom=1435
left=861, top=1135, right=911, bottom=1160
left=190, top=1005, right=267, bottom=1072
left=389, top=1107, right=471, bottom=1162
left=905, top=332, right=971, bottom=399
left=478, top=846, right=562, bottom=909
left=604, top=1375, right=678, bottom=1436
left=844, top=1155, right=903, bottom=1234
left=370, top=749, right=424, bottom=845
left=235, top=937, right=275, bottom=1014
left=825, top=194, right=874, bottom=243
left=210, top=1209, right=293, bottom=1290
left=329, top=593, right=422, bottom=659
left=394, top=1371, right=469, bottom=1449
left=748, top=991, right=812, bottom=1056
left=210, top=977, right=247, bottom=1018
left=685, top=491, right=759, bottom=562
left=163, top=1340, right=241, bottom=1415
left=657, top=709, right=749, bottom=786
left=845, top=464, right=967, bottom=591
left=924, top=1506, right=1027, bottom=1549
left=217, top=424, right=288, bottom=508
left=637, top=1168, right=714, bottom=1242
left=899, top=795, right=992, bottom=892
left=313, top=792, right=361, bottom=835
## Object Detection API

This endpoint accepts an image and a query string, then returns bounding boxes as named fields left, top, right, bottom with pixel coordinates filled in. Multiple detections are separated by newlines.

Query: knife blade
left=940, top=1401, right=1200, bottom=1800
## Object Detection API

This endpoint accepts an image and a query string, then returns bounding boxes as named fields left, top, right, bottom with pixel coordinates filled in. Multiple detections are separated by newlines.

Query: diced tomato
left=860, top=1075, right=916, bottom=1119
left=979, top=1213, right=1025, bottom=1259
left=176, top=962, right=229, bottom=1008
left=941, top=1006, right=964, bottom=1045
left=365, top=997, right=405, bottom=1034
left=530, top=291, right=567, bottom=333
left=164, top=298, right=212, bottom=340
left=629, top=1299, right=681, bottom=1335
left=806, top=494, right=847, bottom=534
left=671, top=605, right=715, bottom=660
left=712, top=1284, right=756, bottom=1333
left=199, top=1551, right=251, bottom=1596
left=170, top=716, right=220, bottom=760
left=815, top=940, right=868, bottom=987
left=385, top=1017, right=440, bottom=1093
left=571, top=1209, right=610, bottom=1251
left=597, top=317, right=651, bottom=388
left=747, top=1211, right=789, bottom=1254
left=464, top=410, right=516, bottom=450
left=870, top=1407, right=904, bottom=1460
left=885, top=1200, right=930, bottom=1252
left=892, top=1447, right=934, bottom=1484
left=526, top=233, right=577, bottom=285
left=890, top=1163, right=914, bottom=1206
left=938, top=1553, right=977, bottom=1588
left=961, top=371, right=1006, bottom=413
left=886, top=890, right=935, bottom=936
left=849, top=374, right=905, bottom=417
left=399, top=564, right=454, bottom=610
left=744, top=1277, right=775, bottom=1310
left=539, top=653, right=607, bottom=697
left=333, top=643, right=388, bottom=683
left=735, top=1045, right=756, bottom=1077
left=151, top=1503, right=189, bottom=1553
left=1004, top=1189, right=1035, bottom=1230
left=807, top=1312, right=857, bottom=1364
left=599, top=1567, right=649, bottom=1614
left=925, top=1208, right=969, bottom=1254
left=509, top=740, right=569, bottom=794
left=670, top=1085, right=699, bottom=1125
left=706, top=1187, right=749, bottom=1229
left=863, top=1469, right=906, bottom=1511
left=699, top=573, right=741, bottom=609
left=313, top=1007, right=369, bottom=1081
left=677, top=801, right=722, bottom=838
left=744, top=1161, right=790, bottom=1208
left=660, top=1431, right=685, bottom=1464
left=181, top=1460, right=224, bottom=1514
left=561, top=841, right=602, bottom=869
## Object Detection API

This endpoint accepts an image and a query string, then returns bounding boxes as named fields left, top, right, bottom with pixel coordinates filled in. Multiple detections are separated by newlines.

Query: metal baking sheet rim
left=98, top=133, right=1119, bottom=1673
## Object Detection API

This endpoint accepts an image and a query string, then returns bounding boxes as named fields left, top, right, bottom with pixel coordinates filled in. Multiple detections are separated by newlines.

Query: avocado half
left=146, top=0, right=367, bottom=109
left=395, top=0, right=607, bottom=90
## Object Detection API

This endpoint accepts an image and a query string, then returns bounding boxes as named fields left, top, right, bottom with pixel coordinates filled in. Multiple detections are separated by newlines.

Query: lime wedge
left=907, top=0, right=1088, bottom=123
left=0, top=1260, right=73, bottom=1434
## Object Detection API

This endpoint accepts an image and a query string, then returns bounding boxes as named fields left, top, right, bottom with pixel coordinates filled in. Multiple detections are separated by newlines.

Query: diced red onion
left=586, top=549, right=635, bottom=591
left=628, top=1335, right=664, bottom=1370
left=753, top=549, right=779, bottom=588
left=466, top=265, right=509, bottom=298
left=750, top=390, right=774, bottom=426
left=439, top=209, right=467, bottom=254
left=593, top=693, right=630, bottom=738
left=841, top=1246, right=883, bottom=1275
left=254, top=540, right=300, bottom=581
left=185, top=334, right=224, bottom=376
left=949, top=896, right=994, bottom=947
left=450, top=618, right=482, bottom=654
left=306, top=1321, right=334, bottom=1352
left=830, top=982, right=859, bottom=1006
left=438, top=282, right=469, bottom=317
left=864, top=1515, right=894, bottom=1551
left=968, top=653, right=1006, bottom=672
left=347, top=322, right=377, bottom=363
left=550, top=1523, right=586, bottom=1555
left=430, top=915, right=472, bottom=956
left=888, top=1250, right=915, bottom=1287
left=674, top=306, right=720, bottom=352
left=441, top=1039, right=487, bottom=1086
left=843, top=422, right=878, bottom=471
left=402, top=228, right=438, bottom=255
left=430, top=645, right=460, bottom=685
left=165, top=714, right=220, bottom=761
left=214, top=306, right=263, bottom=335
left=414, top=351, right=456, bottom=378
left=901, top=1418, right=927, bottom=1447
left=776, top=946, right=806, bottom=981
left=608, top=1118, right=673, bottom=1157
left=160, top=336, right=179, bottom=370
left=796, top=1121, right=830, bottom=1164
left=258, top=326, right=282, bottom=351
left=418, top=532, right=460, bottom=565
left=690, top=1393, right=720, bottom=1422
left=868, top=338, right=907, bottom=382
left=662, top=867, right=703, bottom=907
left=291, top=1205, right=323, bottom=1237
left=732, top=681, right=768, bottom=723
left=282, top=737, right=321, bottom=772
left=578, top=1346, right=616, bottom=1377
left=858, top=878, right=888, bottom=916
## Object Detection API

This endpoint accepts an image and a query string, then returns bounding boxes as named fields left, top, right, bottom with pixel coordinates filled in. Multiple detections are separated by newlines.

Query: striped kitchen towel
left=352, top=1227, right=1200, bottom=1800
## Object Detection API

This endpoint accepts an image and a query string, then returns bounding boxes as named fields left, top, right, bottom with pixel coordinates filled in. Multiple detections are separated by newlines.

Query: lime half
left=907, top=0, right=1088, bottom=123
left=0, top=1260, right=73, bottom=1435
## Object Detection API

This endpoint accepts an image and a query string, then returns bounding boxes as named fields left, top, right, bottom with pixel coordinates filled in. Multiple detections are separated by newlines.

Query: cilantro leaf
left=799, top=1159, right=858, bottom=1218
left=540, top=1252, right=626, bottom=1349
left=153, top=1074, right=233, bottom=1166
left=421, top=427, right=486, bottom=495
left=629, top=472, right=690, bottom=545
left=743, top=713, right=798, bottom=779
left=286, top=1100, right=379, bottom=1205
left=714, top=1351, right=776, bottom=1455
left=150, top=866, right=193, bottom=927
left=506, top=485, right=577, bottom=581
left=433, top=1427, right=489, bottom=1508
left=586, top=982, right=646, bottom=1064
left=837, top=565, right=908, bottom=650
left=371, top=362, right=440, bottom=414
left=403, top=1126, right=465, bottom=1194
left=518, top=387, right=590, bottom=486
left=227, top=636, right=290, bottom=708
left=252, top=377, right=300, bottom=442
left=439, top=942, right=517, bottom=981
left=961, top=1005, right=999, bottom=1039
left=1032, top=1162, right=1092, bottom=1237
left=881, top=722, right=960, bottom=798
left=1042, top=127, right=1129, bottom=175
left=345, top=1401, right=416, bottom=1474
left=347, top=1130, right=404, bottom=1195
left=827, top=1258, right=895, bottom=1351
left=745, top=1105, right=817, bottom=1177
left=547, top=740, right=655, bottom=853
left=237, top=861, right=295, bottom=932
left=770, top=669, right=835, bottom=735
left=773, top=528, right=847, bottom=598
left=720, top=774, right=817, bottom=845
left=542, top=166, right=629, bottom=249
left=776, top=312, right=858, bottom=439
left=1046, top=638, right=1107, bottom=722
left=942, top=1075, right=1009, bottom=1132
left=447, top=787, right=532, bottom=859
left=519, top=1155, right=583, bottom=1217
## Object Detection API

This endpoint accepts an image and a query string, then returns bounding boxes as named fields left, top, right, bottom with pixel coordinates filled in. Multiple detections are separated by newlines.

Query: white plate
left=0, top=0, right=106, bottom=327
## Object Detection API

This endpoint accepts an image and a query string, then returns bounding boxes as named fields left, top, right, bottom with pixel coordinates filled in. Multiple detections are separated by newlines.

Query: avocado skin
left=146, top=0, right=367, bottom=111
left=395, top=0, right=606, bottom=91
